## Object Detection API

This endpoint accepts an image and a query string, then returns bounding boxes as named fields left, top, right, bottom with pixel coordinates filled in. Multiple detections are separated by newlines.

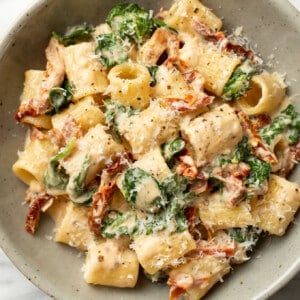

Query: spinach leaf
left=222, top=60, right=256, bottom=101
left=95, top=33, right=129, bottom=68
left=68, top=155, right=97, bottom=205
left=122, top=168, right=167, bottom=213
left=97, top=4, right=177, bottom=67
left=221, top=136, right=270, bottom=189
left=52, top=23, right=94, bottom=46
left=227, top=227, right=261, bottom=251
left=229, top=135, right=251, bottom=163
left=259, top=104, right=300, bottom=145
left=162, top=174, right=195, bottom=211
left=101, top=210, right=137, bottom=238
left=44, top=137, right=76, bottom=191
left=161, top=173, right=189, bottom=198
left=106, top=3, right=155, bottom=45
left=147, top=65, right=159, bottom=87
left=102, top=172, right=192, bottom=238
left=104, top=100, right=139, bottom=142
left=49, top=80, right=73, bottom=114
left=152, top=18, right=178, bottom=34
left=246, top=156, right=271, bottom=188
left=161, top=173, right=195, bottom=232
left=161, top=137, right=185, bottom=162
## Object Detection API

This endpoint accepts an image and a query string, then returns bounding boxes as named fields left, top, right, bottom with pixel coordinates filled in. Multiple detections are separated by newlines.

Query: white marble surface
left=0, top=0, right=300, bottom=299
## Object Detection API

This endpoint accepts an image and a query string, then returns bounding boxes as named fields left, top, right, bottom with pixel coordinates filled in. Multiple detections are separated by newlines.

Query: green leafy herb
left=104, top=100, right=139, bottom=142
left=219, top=135, right=250, bottom=166
left=162, top=173, right=196, bottom=211
left=259, top=104, right=300, bottom=145
left=95, top=33, right=129, bottom=68
left=222, top=60, right=256, bottom=101
left=227, top=227, right=261, bottom=251
left=246, top=156, right=271, bottom=188
left=102, top=173, right=193, bottom=238
left=161, top=173, right=194, bottom=232
left=44, top=137, right=76, bottom=191
left=68, top=155, right=97, bottom=205
left=97, top=4, right=176, bottom=68
left=161, top=137, right=185, bottom=162
left=230, top=135, right=251, bottom=163
left=152, top=18, right=178, bottom=34
left=106, top=3, right=155, bottom=45
left=49, top=80, right=73, bottom=114
left=102, top=210, right=137, bottom=238
left=122, top=168, right=167, bottom=213
left=52, top=23, right=94, bottom=46
left=147, top=65, right=159, bottom=87
left=161, top=173, right=189, bottom=198
left=221, top=136, right=270, bottom=189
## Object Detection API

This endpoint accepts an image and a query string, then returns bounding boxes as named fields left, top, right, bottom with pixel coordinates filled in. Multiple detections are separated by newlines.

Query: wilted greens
left=53, top=23, right=94, bottom=46
left=222, top=60, right=256, bottom=101
left=259, top=104, right=300, bottom=145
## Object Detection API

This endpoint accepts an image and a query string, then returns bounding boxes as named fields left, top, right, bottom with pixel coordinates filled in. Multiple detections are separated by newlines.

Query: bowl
left=0, top=0, right=299, bottom=299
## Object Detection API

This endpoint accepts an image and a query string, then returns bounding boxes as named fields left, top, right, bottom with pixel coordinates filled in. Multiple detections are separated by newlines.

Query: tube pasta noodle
left=51, top=95, right=105, bottom=133
left=150, top=65, right=192, bottom=99
left=133, top=230, right=196, bottom=275
left=163, top=0, right=222, bottom=32
left=118, top=100, right=179, bottom=158
left=237, top=72, right=286, bottom=115
left=84, top=238, right=139, bottom=287
left=192, top=40, right=241, bottom=96
left=197, top=192, right=255, bottom=231
left=168, top=255, right=231, bottom=300
left=180, top=104, right=243, bottom=166
left=251, top=175, right=300, bottom=236
left=13, top=132, right=58, bottom=185
left=268, top=134, right=290, bottom=172
left=18, top=70, right=52, bottom=129
left=107, top=62, right=151, bottom=109
left=131, top=147, right=173, bottom=181
left=61, top=124, right=124, bottom=185
left=54, top=202, right=93, bottom=251
left=63, top=42, right=109, bottom=100
left=21, top=115, right=52, bottom=130
left=12, top=1, right=300, bottom=299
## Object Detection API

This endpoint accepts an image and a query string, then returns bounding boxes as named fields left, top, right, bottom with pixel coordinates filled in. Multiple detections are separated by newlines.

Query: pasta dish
left=12, top=0, right=300, bottom=298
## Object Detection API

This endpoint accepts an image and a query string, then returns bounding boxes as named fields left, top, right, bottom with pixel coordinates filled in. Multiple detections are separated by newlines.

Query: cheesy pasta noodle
left=12, top=1, right=300, bottom=299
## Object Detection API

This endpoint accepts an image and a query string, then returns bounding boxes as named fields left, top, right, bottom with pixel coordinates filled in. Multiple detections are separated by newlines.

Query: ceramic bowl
left=0, top=0, right=299, bottom=299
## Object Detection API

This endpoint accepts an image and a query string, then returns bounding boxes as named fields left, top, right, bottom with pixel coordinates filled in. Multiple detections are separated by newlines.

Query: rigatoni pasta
left=12, top=1, right=300, bottom=299
left=133, top=230, right=196, bottom=275
left=197, top=192, right=255, bottom=231
left=13, top=131, right=58, bottom=186
left=63, top=42, right=109, bottom=100
left=251, top=175, right=300, bottom=236
left=51, top=95, right=105, bottom=134
left=117, top=100, right=179, bottom=157
left=163, top=0, right=223, bottom=32
left=236, top=72, right=286, bottom=115
left=17, top=70, right=52, bottom=129
left=180, top=104, right=243, bottom=166
left=107, top=62, right=151, bottom=109
left=84, top=238, right=139, bottom=287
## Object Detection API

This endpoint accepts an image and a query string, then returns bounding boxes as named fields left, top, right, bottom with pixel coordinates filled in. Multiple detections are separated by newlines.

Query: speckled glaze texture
left=0, top=0, right=299, bottom=299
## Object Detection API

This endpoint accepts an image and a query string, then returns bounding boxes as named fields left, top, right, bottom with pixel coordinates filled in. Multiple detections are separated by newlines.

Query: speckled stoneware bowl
left=0, top=0, right=299, bottom=299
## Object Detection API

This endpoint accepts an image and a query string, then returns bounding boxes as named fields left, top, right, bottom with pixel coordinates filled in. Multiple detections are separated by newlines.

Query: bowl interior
left=0, top=0, right=299, bottom=299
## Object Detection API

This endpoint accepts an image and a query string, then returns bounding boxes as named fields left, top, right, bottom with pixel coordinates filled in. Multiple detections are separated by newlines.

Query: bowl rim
left=0, top=0, right=46, bottom=60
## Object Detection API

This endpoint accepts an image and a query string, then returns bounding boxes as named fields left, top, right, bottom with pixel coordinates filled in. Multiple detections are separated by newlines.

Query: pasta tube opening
left=269, top=134, right=289, bottom=172
left=237, top=72, right=285, bottom=115
left=108, top=62, right=151, bottom=109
